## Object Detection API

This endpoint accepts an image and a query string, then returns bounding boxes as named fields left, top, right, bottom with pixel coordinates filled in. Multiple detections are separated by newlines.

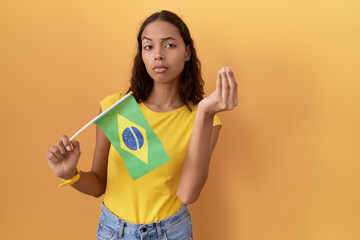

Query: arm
left=177, top=66, right=238, bottom=205
left=46, top=107, right=110, bottom=198
left=68, top=107, right=110, bottom=197
left=176, top=112, right=221, bottom=205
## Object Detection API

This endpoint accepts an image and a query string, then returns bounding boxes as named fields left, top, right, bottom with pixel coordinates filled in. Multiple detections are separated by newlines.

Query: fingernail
left=229, top=66, right=232, bottom=72
left=66, top=146, right=71, bottom=151
left=222, top=67, right=225, bottom=73
left=226, top=66, right=230, bottom=72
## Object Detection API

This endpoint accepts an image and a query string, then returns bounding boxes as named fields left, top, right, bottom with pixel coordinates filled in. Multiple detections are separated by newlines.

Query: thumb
left=70, top=139, right=81, bottom=158
left=71, top=139, right=80, bottom=149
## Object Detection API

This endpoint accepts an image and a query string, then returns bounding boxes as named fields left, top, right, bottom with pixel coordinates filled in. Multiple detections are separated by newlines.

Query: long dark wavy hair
left=127, top=10, right=204, bottom=111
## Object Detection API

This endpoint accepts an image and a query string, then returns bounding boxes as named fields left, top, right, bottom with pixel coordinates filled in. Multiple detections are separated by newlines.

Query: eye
left=166, top=44, right=176, bottom=48
left=143, top=45, right=152, bottom=50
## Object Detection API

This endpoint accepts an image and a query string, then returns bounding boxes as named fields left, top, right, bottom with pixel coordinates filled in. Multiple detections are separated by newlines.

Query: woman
left=45, top=10, right=238, bottom=240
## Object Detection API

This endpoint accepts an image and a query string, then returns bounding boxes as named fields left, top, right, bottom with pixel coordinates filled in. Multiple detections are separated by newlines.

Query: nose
left=155, top=55, right=164, bottom=60
left=154, top=49, right=165, bottom=61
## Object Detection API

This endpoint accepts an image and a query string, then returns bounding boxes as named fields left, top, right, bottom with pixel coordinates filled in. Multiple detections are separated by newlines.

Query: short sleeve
left=213, top=114, right=222, bottom=127
left=100, top=92, right=125, bottom=112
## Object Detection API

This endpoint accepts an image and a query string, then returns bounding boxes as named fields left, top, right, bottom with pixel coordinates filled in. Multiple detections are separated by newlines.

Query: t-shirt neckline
left=139, top=101, right=187, bottom=115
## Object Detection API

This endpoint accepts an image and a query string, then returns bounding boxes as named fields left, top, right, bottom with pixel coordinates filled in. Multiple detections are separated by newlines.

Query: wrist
left=197, top=102, right=216, bottom=118
left=59, top=168, right=78, bottom=180
left=196, top=109, right=216, bottom=127
left=58, top=167, right=81, bottom=188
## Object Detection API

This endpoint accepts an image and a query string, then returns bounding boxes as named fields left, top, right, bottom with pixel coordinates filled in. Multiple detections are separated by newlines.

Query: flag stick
left=69, top=92, right=133, bottom=141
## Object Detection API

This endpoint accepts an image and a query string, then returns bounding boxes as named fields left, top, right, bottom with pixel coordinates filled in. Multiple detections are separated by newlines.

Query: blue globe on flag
left=122, top=127, right=144, bottom=150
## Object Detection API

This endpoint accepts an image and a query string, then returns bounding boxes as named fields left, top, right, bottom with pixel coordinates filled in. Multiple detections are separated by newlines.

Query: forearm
left=177, top=109, right=214, bottom=204
left=63, top=171, right=106, bottom=198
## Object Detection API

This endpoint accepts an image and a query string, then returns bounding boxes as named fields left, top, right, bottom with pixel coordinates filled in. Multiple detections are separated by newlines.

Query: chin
left=151, top=74, right=181, bottom=84
left=152, top=78, right=177, bottom=84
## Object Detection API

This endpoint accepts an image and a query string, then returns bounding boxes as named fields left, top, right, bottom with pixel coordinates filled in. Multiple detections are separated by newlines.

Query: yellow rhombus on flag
left=94, top=94, right=170, bottom=180
left=118, top=114, right=148, bottom=164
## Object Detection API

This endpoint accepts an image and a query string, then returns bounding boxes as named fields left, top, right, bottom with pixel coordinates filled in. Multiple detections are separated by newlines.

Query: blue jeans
left=97, top=201, right=193, bottom=240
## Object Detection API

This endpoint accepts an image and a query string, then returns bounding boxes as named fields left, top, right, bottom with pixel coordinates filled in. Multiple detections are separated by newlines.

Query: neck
left=143, top=80, right=184, bottom=111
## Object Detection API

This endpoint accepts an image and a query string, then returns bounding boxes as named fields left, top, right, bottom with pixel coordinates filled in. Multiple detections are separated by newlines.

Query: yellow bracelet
left=58, top=167, right=81, bottom=187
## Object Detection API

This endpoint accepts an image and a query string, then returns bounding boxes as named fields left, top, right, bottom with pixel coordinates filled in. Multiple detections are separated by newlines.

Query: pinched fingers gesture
left=199, top=66, right=238, bottom=115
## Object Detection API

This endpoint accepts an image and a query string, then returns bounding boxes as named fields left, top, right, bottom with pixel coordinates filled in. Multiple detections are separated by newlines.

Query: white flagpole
left=69, top=92, right=133, bottom=141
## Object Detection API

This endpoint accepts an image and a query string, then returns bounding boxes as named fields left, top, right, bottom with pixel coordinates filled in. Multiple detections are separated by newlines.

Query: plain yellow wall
left=1, top=0, right=359, bottom=239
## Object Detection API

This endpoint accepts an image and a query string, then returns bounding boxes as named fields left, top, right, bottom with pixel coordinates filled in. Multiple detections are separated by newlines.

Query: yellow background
left=1, top=0, right=359, bottom=239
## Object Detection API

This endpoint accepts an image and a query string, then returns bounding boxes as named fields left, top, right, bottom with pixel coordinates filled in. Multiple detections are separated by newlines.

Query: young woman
left=45, top=10, right=238, bottom=240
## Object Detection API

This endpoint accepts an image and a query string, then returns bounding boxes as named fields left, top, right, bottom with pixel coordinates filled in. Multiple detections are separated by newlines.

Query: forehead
left=141, top=20, right=181, bottom=39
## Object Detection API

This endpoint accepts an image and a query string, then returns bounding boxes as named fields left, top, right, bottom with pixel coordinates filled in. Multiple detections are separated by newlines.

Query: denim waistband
left=99, top=201, right=190, bottom=238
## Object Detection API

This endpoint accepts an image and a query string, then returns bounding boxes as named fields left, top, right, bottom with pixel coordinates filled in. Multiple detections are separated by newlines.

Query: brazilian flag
left=94, top=94, right=170, bottom=180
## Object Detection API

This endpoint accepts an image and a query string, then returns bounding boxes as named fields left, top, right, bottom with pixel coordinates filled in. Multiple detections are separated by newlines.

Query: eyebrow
left=142, top=36, right=177, bottom=42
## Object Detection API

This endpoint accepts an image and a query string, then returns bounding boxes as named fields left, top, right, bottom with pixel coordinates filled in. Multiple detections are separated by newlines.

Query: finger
left=51, top=144, right=66, bottom=160
left=225, top=66, right=238, bottom=108
left=48, top=146, right=64, bottom=161
left=45, top=149, right=60, bottom=163
left=230, top=67, right=239, bottom=106
left=56, top=140, right=68, bottom=157
left=221, top=67, right=230, bottom=104
left=216, top=69, right=222, bottom=95
left=61, top=135, right=72, bottom=151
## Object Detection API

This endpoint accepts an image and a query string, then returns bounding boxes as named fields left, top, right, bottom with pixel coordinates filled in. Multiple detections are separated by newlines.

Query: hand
left=198, top=66, right=238, bottom=115
left=45, top=135, right=81, bottom=179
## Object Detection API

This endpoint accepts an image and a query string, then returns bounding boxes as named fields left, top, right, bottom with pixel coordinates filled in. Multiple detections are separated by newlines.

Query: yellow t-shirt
left=100, top=92, right=221, bottom=224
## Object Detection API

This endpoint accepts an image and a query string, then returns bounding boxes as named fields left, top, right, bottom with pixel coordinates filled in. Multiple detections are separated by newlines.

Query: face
left=141, top=20, right=191, bottom=84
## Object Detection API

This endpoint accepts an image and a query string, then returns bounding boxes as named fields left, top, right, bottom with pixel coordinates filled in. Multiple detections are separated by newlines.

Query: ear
left=185, top=44, right=191, bottom=62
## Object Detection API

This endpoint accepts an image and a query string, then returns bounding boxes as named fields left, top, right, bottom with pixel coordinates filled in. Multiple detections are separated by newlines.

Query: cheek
left=173, top=55, right=186, bottom=71
left=142, top=55, right=156, bottom=78
left=142, top=54, right=151, bottom=70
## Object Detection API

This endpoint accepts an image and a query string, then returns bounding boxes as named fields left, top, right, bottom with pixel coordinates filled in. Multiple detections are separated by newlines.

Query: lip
left=153, top=64, right=168, bottom=69
left=154, top=67, right=168, bottom=73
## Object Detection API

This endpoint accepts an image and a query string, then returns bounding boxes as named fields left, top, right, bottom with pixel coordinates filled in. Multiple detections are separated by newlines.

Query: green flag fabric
left=95, top=95, right=170, bottom=180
